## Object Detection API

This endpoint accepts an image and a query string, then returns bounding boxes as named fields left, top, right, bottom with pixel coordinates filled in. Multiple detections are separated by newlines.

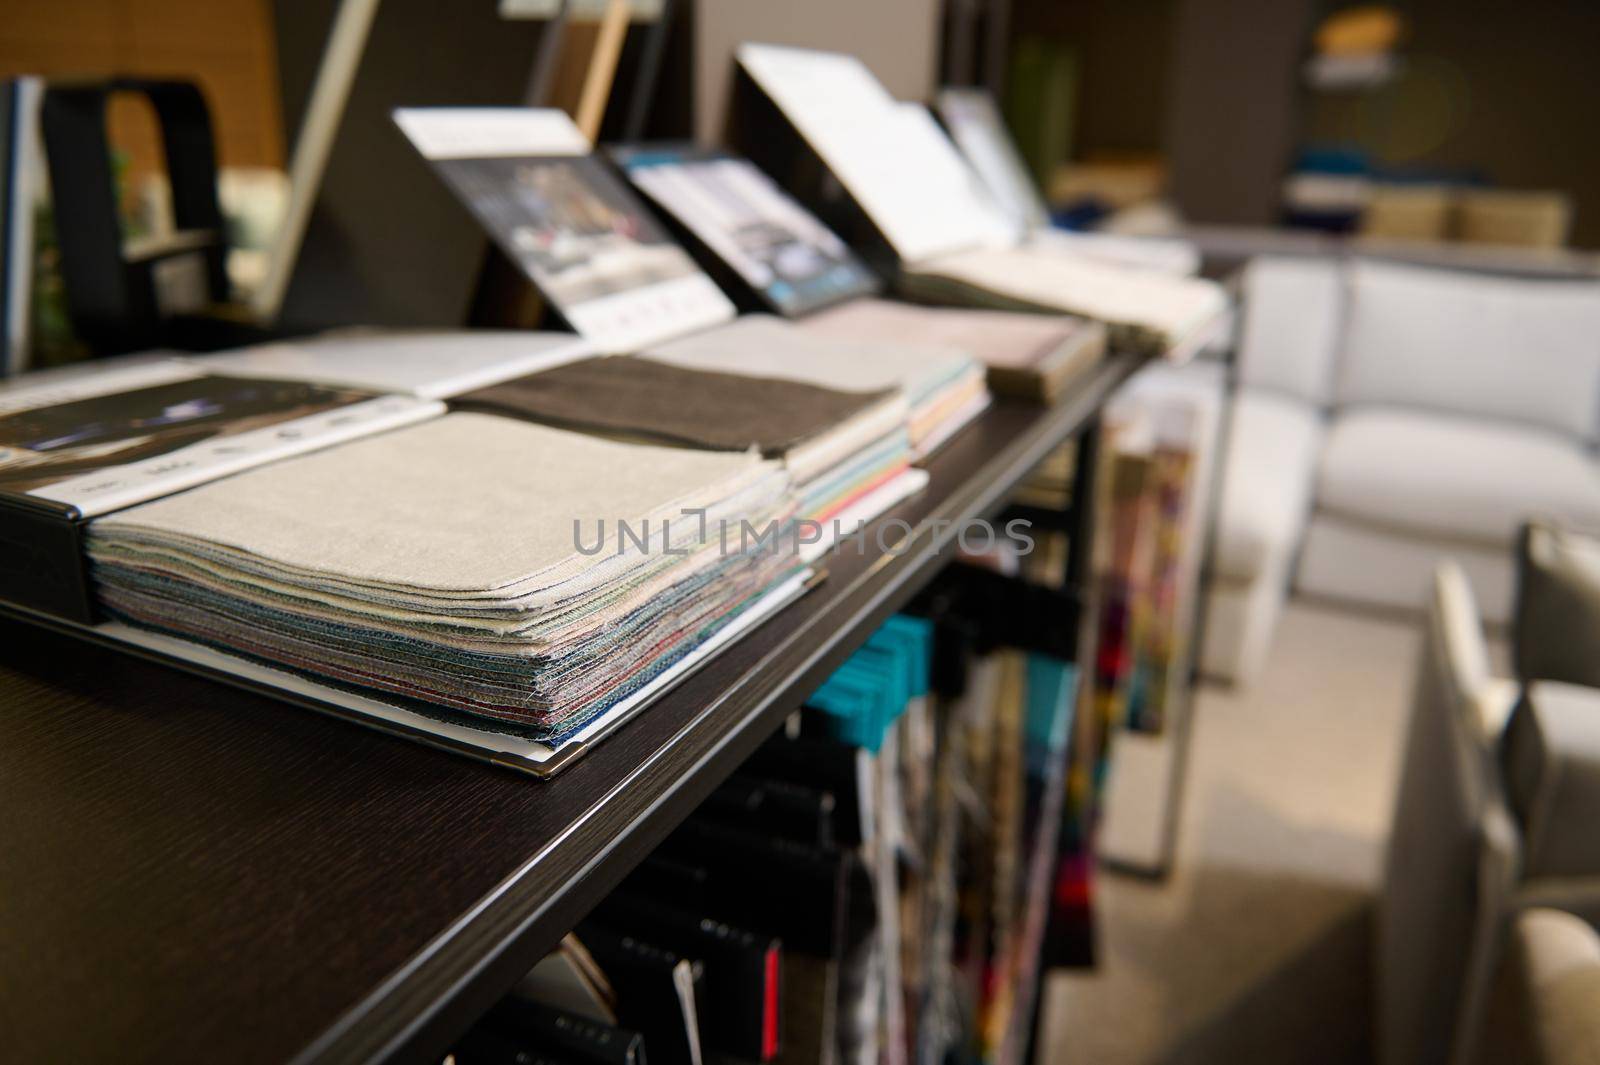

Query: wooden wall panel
left=0, top=0, right=285, bottom=181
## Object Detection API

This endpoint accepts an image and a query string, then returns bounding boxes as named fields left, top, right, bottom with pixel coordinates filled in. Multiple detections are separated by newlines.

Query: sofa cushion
left=1338, top=259, right=1600, bottom=441
left=1236, top=256, right=1344, bottom=406
left=1318, top=409, right=1600, bottom=546
left=1213, top=389, right=1323, bottom=581
left=1297, top=514, right=1516, bottom=621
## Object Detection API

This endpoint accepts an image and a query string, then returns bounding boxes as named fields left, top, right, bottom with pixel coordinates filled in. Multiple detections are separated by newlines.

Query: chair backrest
left=1514, top=521, right=1600, bottom=690
left=1377, top=563, right=1520, bottom=1065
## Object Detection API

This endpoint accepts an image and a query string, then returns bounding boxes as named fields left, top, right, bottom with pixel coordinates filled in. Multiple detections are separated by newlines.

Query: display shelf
left=1, top=352, right=1145, bottom=1065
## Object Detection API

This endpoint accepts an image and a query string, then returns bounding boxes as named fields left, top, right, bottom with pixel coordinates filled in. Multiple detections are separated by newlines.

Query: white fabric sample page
left=736, top=44, right=1016, bottom=262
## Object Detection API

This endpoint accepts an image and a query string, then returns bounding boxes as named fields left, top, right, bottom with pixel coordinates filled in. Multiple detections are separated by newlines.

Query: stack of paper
left=898, top=246, right=1227, bottom=359
left=457, top=351, right=924, bottom=539
left=800, top=298, right=1106, bottom=402
left=646, top=315, right=989, bottom=459
left=87, top=414, right=800, bottom=743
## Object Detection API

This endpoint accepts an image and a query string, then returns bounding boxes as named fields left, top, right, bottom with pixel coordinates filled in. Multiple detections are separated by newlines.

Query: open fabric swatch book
left=733, top=43, right=1231, bottom=362
left=931, top=86, right=1202, bottom=278
left=0, top=348, right=817, bottom=777
left=0, top=107, right=1014, bottom=777
left=607, top=141, right=1109, bottom=403
left=0, top=90, right=1200, bottom=777
left=389, top=105, right=1002, bottom=552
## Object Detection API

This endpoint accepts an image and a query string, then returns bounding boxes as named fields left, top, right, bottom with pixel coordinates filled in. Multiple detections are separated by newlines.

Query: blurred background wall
left=8, top=0, right=1599, bottom=247
left=691, top=0, right=943, bottom=142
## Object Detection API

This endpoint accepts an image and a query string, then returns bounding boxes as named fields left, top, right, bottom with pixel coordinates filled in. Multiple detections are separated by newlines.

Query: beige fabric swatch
left=645, top=314, right=976, bottom=401
left=902, top=246, right=1226, bottom=352
left=803, top=298, right=1088, bottom=371
left=93, top=413, right=777, bottom=595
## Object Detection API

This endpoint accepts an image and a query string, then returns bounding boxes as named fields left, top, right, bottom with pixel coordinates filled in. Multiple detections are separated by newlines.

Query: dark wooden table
left=0, top=353, right=1143, bottom=1065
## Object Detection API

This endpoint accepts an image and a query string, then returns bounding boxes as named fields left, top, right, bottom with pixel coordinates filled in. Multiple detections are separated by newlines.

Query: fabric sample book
left=0, top=357, right=442, bottom=621
left=801, top=298, right=1106, bottom=403
left=610, top=135, right=1108, bottom=404
left=933, top=87, right=1201, bottom=278
left=457, top=351, right=922, bottom=539
left=88, top=413, right=801, bottom=744
left=395, top=108, right=736, bottom=354
left=735, top=44, right=1229, bottom=360
left=614, top=145, right=880, bottom=317
left=897, top=246, right=1226, bottom=360
left=0, top=360, right=438, bottom=515
left=645, top=315, right=989, bottom=459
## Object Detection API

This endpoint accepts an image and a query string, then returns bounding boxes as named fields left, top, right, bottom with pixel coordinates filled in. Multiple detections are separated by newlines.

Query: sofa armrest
left=1212, top=389, right=1323, bottom=583
left=1503, top=682, right=1600, bottom=879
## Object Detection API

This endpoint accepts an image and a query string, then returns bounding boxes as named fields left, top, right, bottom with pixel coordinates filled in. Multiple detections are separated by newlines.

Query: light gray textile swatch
left=93, top=412, right=777, bottom=595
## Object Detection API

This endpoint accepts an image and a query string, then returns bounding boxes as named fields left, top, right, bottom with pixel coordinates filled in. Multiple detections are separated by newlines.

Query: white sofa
left=1203, top=256, right=1600, bottom=684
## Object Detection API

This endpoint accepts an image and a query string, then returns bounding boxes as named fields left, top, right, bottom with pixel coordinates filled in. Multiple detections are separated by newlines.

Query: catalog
left=0, top=360, right=439, bottom=517
left=395, top=107, right=736, bottom=353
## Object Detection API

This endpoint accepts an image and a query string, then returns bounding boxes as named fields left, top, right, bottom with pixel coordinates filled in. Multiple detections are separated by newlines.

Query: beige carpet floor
left=1041, top=599, right=1492, bottom=1065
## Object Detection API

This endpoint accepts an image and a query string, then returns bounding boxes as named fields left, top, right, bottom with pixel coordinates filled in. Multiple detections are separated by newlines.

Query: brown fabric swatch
left=454, top=355, right=894, bottom=455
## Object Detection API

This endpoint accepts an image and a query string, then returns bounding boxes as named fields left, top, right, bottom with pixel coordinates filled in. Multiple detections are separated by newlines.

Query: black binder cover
left=592, top=891, right=780, bottom=1062
left=574, top=922, right=704, bottom=1065
left=485, top=1000, right=648, bottom=1065
left=702, top=773, right=836, bottom=848
left=743, top=734, right=868, bottom=847
left=449, top=1026, right=582, bottom=1065
left=660, top=817, right=867, bottom=957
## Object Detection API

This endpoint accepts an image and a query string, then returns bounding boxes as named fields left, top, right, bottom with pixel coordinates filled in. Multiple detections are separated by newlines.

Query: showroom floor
left=1041, top=599, right=1492, bottom=1064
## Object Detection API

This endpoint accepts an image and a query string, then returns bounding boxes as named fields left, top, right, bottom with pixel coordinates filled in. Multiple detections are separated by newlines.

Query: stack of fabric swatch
left=645, top=316, right=989, bottom=460
left=456, top=352, right=917, bottom=533
left=898, top=246, right=1228, bottom=359
left=86, top=413, right=800, bottom=743
left=800, top=298, right=1107, bottom=403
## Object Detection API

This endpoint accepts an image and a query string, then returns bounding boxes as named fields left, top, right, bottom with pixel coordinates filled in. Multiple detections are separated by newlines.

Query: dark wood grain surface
left=0, top=354, right=1144, bottom=1065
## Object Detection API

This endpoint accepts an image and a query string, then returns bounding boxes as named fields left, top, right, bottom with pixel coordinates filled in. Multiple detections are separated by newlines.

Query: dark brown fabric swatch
left=453, top=355, right=894, bottom=455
